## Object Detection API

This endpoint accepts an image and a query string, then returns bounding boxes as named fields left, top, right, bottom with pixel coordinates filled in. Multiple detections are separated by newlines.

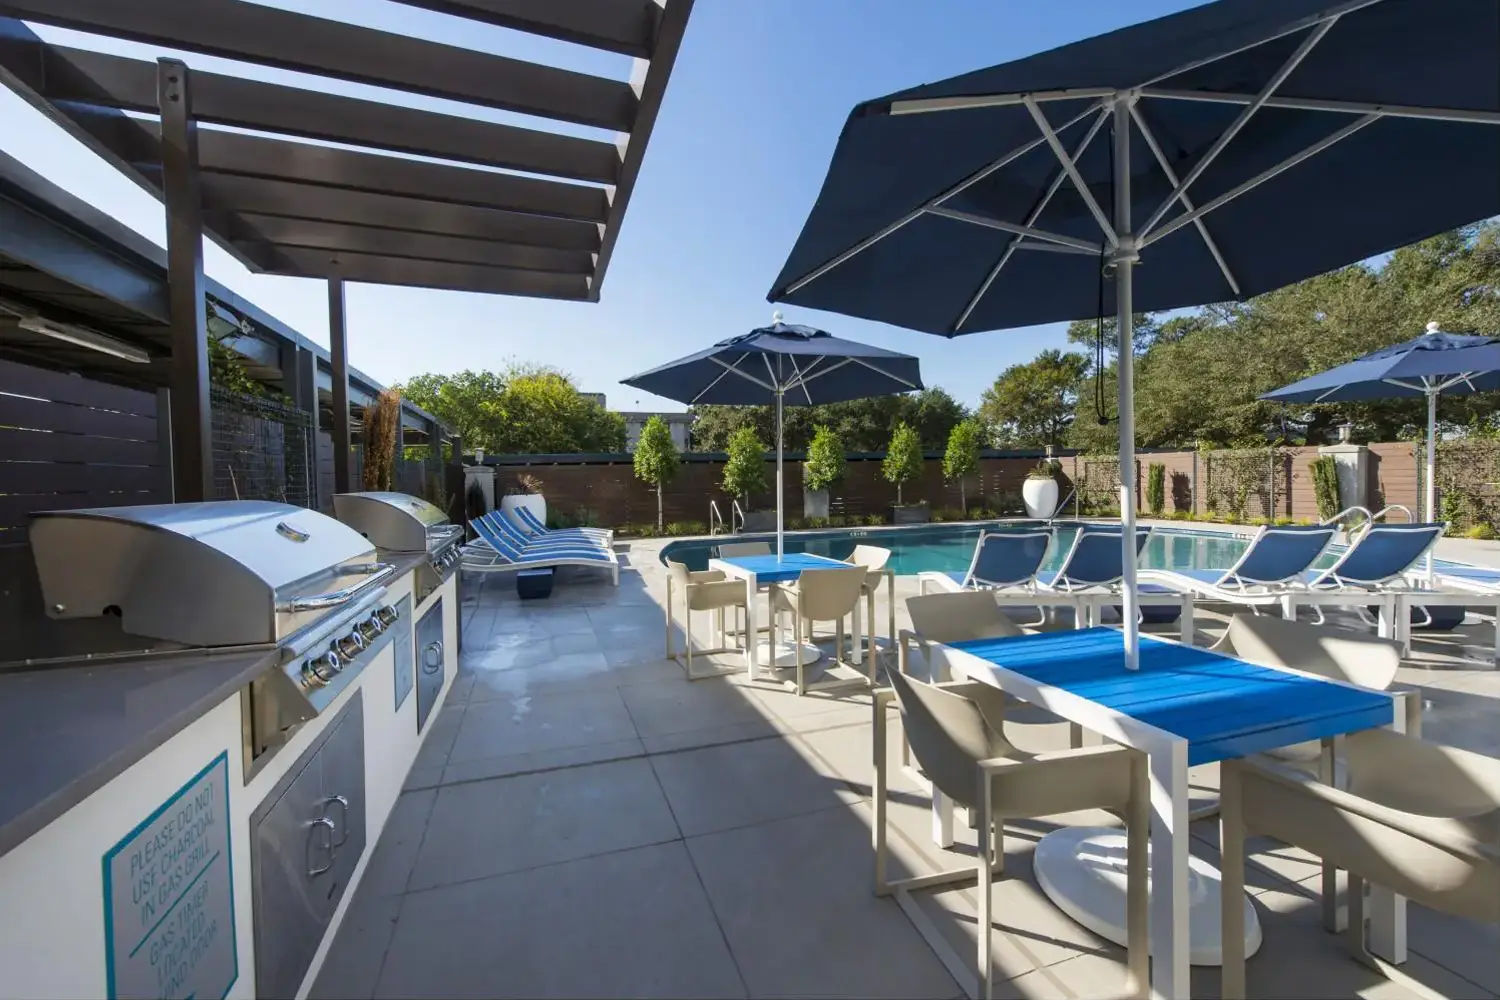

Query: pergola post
left=158, top=58, right=212, bottom=502
left=328, top=278, right=352, bottom=495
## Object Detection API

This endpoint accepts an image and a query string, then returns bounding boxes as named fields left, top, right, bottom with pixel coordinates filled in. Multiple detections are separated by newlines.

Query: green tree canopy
left=689, top=388, right=969, bottom=453
left=943, top=418, right=984, bottom=510
left=883, top=422, right=924, bottom=505
left=803, top=424, right=846, bottom=492
left=632, top=415, right=680, bottom=530
left=400, top=364, right=625, bottom=454
left=978, top=349, right=1090, bottom=448
left=722, top=426, right=768, bottom=503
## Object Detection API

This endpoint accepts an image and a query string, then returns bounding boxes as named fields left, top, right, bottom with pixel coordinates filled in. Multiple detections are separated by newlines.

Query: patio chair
left=664, top=559, right=749, bottom=680
left=1190, top=613, right=1417, bottom=821
left=1220, top=730, right=1500, bottom=1000
left=462, top=516, right=619, bottom=584
left=768, top=565, right=871, bottom=695
left=489, top=510, right=610, bottom=551
left=716, top=540, right=772, bottom=558
left=873, top=666, right=1149, bottom=1000
left=507, top=504, right=613, bottom=544
left=847, top=543, right=895, bottom=660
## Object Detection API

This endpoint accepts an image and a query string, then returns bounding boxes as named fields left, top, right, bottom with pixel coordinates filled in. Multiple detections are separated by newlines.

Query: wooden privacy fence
left=477, top=443, right=1422, bottom=529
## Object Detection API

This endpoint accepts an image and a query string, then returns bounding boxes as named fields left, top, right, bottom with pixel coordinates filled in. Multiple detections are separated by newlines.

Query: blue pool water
left=659, top=522, right=1342, bottom=577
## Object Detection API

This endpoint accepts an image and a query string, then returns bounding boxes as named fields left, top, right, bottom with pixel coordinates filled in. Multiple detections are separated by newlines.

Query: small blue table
left=708, top=553, right=852, bottom=678
left=927, top=627, right=1396, bottom=999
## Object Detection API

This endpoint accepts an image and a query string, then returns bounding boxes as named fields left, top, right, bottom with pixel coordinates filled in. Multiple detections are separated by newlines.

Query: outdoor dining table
left=709, top=552, right=878, bottom=679
left=922, top=626, right=1401, bottom=999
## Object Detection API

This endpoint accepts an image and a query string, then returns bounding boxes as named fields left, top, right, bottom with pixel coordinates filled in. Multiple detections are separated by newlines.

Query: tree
left=632, top=415, right=679, bottom=531
left=943, top=419, right=984, bottom=511
left=722, top=426, right=767, bottom=507
left=399, top=364, right=625, bottom=454
left=689, top=388, right=970, bottom=454
left=883, top=422, right=923, bottom=505
left=905, top=388, right=971, bottom=450
left=978, top=350, right=1090, bottom=448
left=803, top=425, right=846, bottom=492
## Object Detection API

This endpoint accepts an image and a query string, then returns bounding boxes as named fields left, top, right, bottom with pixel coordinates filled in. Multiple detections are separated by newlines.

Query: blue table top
left=717, top=552, right=850, bottom=584
left=948, top=627, right=1393, bottom=765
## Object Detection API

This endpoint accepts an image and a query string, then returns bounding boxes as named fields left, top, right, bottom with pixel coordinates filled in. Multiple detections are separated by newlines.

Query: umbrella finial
left=772, top=309, right=784, bottom=326
left=1427, top=320, right=1441, bottom=333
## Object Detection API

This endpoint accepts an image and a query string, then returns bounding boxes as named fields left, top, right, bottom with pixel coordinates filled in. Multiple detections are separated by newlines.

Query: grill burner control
left=376, top=605, right=398, bottom=627
left=302, top=650, right=341, bottom=688
left=336, top=632, right=366, bottom=659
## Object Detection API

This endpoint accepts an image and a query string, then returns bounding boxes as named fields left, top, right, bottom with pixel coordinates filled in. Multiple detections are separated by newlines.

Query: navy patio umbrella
left=622, top=314, right=923, bottom=557
left=768, top=0, right=1500, bottom=676
left=1261, top=322, right=1500, bottom=530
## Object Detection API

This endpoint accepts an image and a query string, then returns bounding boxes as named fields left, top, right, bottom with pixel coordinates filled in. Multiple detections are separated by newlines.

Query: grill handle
left=278, top=562, right=395, bottom=613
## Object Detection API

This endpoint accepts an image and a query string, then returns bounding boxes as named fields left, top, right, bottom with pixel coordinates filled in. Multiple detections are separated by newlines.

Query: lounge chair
left=506, top=504, right=613, bottom=544
left=918, top=528, right=1052, bottom=594
left=463, top=515, right=619, bottom=584
left=1139, top=523, right=1336, bottom=608
left=483, top=511, right=609, bottom=552
left=1220, top=730, right=1500, bottom=1000
left=1285, top=522, right=1446, bottom=644
left=1040, top=524, right=1195, bottom=640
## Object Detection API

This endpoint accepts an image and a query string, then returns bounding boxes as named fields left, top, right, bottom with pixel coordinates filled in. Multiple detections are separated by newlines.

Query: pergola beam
left=0, top=0, right=637, bottom=131
left=386, top=0, right=661, bottom=58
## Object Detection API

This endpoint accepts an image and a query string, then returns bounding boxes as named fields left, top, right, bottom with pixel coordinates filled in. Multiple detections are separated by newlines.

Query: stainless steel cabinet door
left=415, top=597, right=445, bottom=733
left=251, top=746, right=330, bottom=1000
left=318, top=694, right=367, bottom=913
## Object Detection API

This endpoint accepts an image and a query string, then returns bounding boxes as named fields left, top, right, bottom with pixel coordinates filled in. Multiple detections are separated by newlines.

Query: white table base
left=1033, top=826, right=1262, bottom=966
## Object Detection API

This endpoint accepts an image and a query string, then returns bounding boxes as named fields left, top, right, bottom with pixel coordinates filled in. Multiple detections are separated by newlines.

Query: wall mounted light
left=10, top=314, right=150, bottom=364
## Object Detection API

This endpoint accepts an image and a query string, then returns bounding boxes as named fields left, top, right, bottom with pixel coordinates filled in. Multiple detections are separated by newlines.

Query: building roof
left=0, top=0, right=693, bottom=301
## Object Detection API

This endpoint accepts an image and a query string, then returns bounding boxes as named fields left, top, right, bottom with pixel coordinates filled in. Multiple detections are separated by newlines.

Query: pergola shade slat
left=387, top=0, right=660, bottom=58
left=263, top=249, right=592, bottom=299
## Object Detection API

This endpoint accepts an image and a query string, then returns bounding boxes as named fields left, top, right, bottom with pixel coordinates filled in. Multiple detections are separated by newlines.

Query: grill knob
left=303, top=651, right=340, bottom=687
left=336, top=632, right=365, bottom=659
left=360, top=613, right=384, bottom=638
left=377, top=605, right=398, bottom=627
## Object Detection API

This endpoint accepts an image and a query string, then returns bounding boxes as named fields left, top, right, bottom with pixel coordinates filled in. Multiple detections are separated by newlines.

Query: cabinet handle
left=307, top=817, right=336, bottom=876
left=322, top=794, right=350, bottom=848
left=422, top=641, right=443, bottom=674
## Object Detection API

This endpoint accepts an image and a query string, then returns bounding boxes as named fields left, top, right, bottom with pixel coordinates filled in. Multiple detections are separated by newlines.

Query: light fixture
left=13, top=315, right=151, bottom=364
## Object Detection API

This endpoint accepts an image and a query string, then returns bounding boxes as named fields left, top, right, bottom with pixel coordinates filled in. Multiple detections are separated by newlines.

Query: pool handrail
left=709, top=500, right=724, bottom=536
left=731, top=499, right=745, bottom=533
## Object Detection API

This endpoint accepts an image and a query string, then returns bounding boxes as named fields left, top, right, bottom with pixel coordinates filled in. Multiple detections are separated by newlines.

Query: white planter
left=500, top=493, right=547, bottom=525
left=1022, top=477, right=1059, bottom=519
left=803, top=489, right=830, bottom=520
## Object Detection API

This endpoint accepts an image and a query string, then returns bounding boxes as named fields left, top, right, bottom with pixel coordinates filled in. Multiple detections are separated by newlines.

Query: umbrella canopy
left=768, top=0, right=1500, bottom=704
left=1261, top=322, right=1500, bottom=528
left=622, top=317, right=923, bottom=555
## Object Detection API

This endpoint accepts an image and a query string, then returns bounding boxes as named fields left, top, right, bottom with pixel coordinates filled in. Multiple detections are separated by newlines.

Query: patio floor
left=313, top=538, right=1500, bottom=999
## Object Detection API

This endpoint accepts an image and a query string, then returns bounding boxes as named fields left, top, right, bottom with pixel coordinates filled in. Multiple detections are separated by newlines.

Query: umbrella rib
left=699, top=354, right=775, bottom=400
left=927, top=206, right=1103, bottom=252
left=1141, top=114, right=1378, bottom=249
left=788, top=355, right=822, bottom=404
left=763, top=352, right=785, bottom=393
left=844, top=356, right=920, bottom=389
left=954, top=106, right=1112, bottom=333
left=1138, top=88, right=1500, bottom=127
left=1025, top=98, right=1116, bottom=245
left=777, top=101, right=1106, bottom=296
left=1128, top=102, right=1241, bottom=297
left=1138, top=16, right=1337, bottom=241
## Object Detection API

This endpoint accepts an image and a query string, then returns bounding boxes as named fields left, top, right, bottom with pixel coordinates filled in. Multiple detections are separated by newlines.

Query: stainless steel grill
left=27, top=501, right=405, bottom=775
left=332, top=491, right=462, bottom=604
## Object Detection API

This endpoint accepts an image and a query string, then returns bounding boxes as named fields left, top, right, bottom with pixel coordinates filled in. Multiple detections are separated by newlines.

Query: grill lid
left=332, top=491, right=457, bottom=554
left=29, top=501, right=389, bottom=646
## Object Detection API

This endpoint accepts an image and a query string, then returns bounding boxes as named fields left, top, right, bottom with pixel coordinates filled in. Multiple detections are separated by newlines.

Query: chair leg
left=684, top=608, right=694, bottom=680
left=1220, top=760, right=1247, bottom=1000
left=976, top=774, right=994, bottom=1000
left=795, top=611, right=806, bottom=695
left=1126, top=753, right=1150, bottom=1000
left=873, top=692, right=890, bottom=896
left=664, top=580, right=675, bottom=659
left=1345, top=874, right=1446, bottom=1000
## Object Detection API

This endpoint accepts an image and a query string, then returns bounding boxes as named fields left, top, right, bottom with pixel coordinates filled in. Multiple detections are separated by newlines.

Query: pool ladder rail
left=708, top=499, right=747, bottom=536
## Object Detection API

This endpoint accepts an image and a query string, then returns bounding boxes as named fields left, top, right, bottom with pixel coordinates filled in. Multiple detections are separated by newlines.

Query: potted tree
left=802, top=424, right=845, bottom=520
left=500, top=471, right=546, bottom=525
left=1023, top=459, right=1061, bottom=519
left=723, top=426, right=772, bottom=530
left=942, top=418, right=983, bottom=515
left=884, top=422, right=928, bottom=524
left=632, top=414, right=680, bottom=533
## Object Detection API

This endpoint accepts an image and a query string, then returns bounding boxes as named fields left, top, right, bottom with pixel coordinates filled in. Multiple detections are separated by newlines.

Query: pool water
left=659, top=522, right=1342, bottom=577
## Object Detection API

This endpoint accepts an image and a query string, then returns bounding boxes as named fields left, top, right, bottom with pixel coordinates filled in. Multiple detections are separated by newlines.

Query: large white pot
left=500, top=493, right=547, bottom=525
left=1022, top=477, right=1059, bottom=519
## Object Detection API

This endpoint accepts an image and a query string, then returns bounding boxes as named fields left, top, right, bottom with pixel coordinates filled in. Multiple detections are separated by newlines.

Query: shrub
left=805, top=516, right=829, bottom=529
left=1168, top=510, right=1190, bottom=521
left=1222, top=512, right=1242, bottom=525
left=664, top=520, right=707, bottom=537
left=722, top=427, right=768, bottom=505
left=882, top=422, right=924, bottom=505
left=1309, top=455, right=1341, bottom=521
left=1248, top=516, right=1269, bottom=527
left=1146, top=463, right=1166, bottom=516
left=786, top=516, right=807, bottom=531
left=803, top=425, right=846, bottom=493
left=1273, top=516, right=1296, bottom=526
left=1466, top=523, right=1497, bottom=540
left=865, top=513, right=887, bottom=526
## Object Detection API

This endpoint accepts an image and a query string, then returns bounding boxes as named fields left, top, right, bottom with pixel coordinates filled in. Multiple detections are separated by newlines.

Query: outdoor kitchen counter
left=0, top=645, right=278, bottom=860
left=0, top=550, right=430, bottom=862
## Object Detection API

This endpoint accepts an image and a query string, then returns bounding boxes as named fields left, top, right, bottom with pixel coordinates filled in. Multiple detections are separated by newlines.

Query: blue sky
left=4, top=0, right=1207, bottom=411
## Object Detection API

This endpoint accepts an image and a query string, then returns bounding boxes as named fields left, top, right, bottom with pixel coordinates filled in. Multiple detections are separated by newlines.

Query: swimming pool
left=658, top=521, right=1340, bottom=577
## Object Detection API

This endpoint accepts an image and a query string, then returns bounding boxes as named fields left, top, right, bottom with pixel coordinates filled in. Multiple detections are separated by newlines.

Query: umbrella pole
left=1426, top=387, right=1437, bottom=582
left=776, top=388, right=785, bottom=559
left=1113, top=101, right=1140, bottom=671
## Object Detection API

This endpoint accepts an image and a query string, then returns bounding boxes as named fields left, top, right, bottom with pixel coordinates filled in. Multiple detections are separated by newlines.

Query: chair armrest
left=685, top=580, right=751, bottom=609
left=688, top=569, right=728, bottom=584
